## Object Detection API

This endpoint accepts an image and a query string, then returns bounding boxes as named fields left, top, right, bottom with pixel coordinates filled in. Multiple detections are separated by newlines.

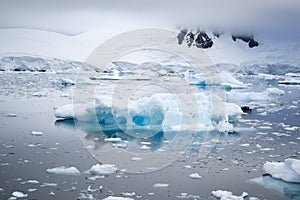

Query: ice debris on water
left=103, top=196, right=134, bottom=200
left=153, top=183, right=169, bottom=188
left=30, top=131, right=43, bottom=136
left=46, top=166, right=81, bottom=175
left=211, top=190, right=248, bottom=200
left=6, top=113, right=17, bottom=117
left=189, top=173, right=202, bottom=179
left=84, top=164, right=117, bottom=175
left=263, top=158, right=300, bottom=183
left=12, top=191, right=28, bottom=198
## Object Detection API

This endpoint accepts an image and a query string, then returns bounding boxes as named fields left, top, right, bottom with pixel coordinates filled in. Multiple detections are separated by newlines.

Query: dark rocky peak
left=231, top=34, right=259, bottom=48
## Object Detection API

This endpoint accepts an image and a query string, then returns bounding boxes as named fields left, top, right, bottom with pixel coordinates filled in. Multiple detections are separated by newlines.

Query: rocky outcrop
left=232, top=34, right=259, bottom=48
left=177, top=28, right=259, bottom=49
left=177, top=29, right=213, bottom=49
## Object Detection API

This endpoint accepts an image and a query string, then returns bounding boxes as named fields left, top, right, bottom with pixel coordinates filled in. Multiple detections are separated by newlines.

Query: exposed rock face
left=177, top=29, right=213, bottom=49
left=232, top=34, right=259, bottom=48
left=177, top=28, right=259, bottom=49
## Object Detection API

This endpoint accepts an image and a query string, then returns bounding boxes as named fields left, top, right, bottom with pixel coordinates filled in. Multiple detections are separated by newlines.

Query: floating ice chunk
left=131, top=157, right=143, bottom=161
left=121, top=192, right=135, bottom=197
left=211, top=190, right=247, bottom=200
left=46, top=166, right=81, bottom=175
left=103, top=196, right=134, bottom=200
left=6, top=113, right=17, bottom=117
left=240, top=143, right=250, bottom=147
left=27, top=188, right=37, bottom=192
left=26, top=143, right=41, bottom=147
left=140, top=145, right=150, bottom=150
left=153, top=183, right=169, bottom=188
left=0, top=187, right=4, bottom=192
left=85, top=164, right=117, bottom=175
left=263, top=159, right=300, bottom=183
left=52, top=78, right=75, bottom=86
left=86, top=175, right=105, bottom=181
left=12, top=191, right=28, bottom=198
left=189, top=173, right=202, bottom=179
left=30, top=131, right=43, bottom=136
left=21, top=180, right=39, bottom=184
left=104, top=138, right=122, bottom=142
left=40, top=183, right=58, bottom=187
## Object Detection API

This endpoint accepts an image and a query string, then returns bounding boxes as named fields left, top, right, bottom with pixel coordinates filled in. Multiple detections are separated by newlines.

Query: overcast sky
left=1, top=0, right=300, bottom=36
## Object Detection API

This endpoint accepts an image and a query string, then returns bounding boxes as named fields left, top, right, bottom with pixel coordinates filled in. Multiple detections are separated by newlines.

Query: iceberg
left=55, top=92, right=242, bottom=133
left=263, top=159, right=300, bottom=183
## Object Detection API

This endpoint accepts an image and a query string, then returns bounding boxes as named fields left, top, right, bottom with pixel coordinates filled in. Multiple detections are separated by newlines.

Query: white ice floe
left=46, top=166, right=81, bottom=175
left=263, top=158, right=300, bottom=183
left=211, top=190, right=248, bottom=200
left=139, top=145, right=150, bottom=150
left=85, top=164, right=117, bottom=175
left=104, top=138, right=122, bottom=142
left=6, top=113, right=17, bottom=117
left=12, top=191, right=28, bottom=198
left=153, top=183, right=169, bottom=188
left=103, top=196, right=134, bottom=200
left=189, top=173, right=202, bottom=179
left=30, top=131, right=43, bottom=136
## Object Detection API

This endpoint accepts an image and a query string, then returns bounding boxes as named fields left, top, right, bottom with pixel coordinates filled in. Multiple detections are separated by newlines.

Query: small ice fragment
left=104, top=138, right=122, bottom=142
left=153, top=183, right=169, bottom=188
left=211, top=190, right=245, bottom=200
left=240, top=143, right=250, bottom=147
left=140, top=145, right=150, bottom=150
left=30, top=131, right=43, bottom=136
left=49, top=191, right=55, bottom=196
left=121, top=192, right=135, bottom=197
left=103, top=196, right=134, bottom=200
left=85, top=164, right=117, bottom=175
left=40, top=183, right=58, bottom=187
left=27, top=188, right=37, bottom=192
left=189, top=173, right=202, bottom=179
left=184, top=165, right=192, bottom=169
left=7, top=113, right=17, bottom=117
left=131, top=157, right=143, bottom=161
left=12, top=191, right=28, bottom=198
left=86, top=175, right=105, bottom=181
left=46, top=166, right=81, bottom=175
left=21, top=180, right=39, bottom=184
left=26, top=143, right=41, bottom=148
left=140, top=142, right=151, bottom=145
left=87, top=185, right=98, bottom=192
